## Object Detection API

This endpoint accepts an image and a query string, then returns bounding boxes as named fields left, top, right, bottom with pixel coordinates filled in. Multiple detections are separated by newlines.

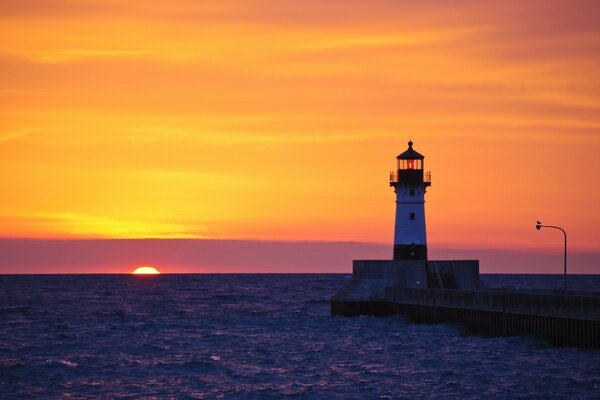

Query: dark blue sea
left=1, top=274, right=599, bottom=399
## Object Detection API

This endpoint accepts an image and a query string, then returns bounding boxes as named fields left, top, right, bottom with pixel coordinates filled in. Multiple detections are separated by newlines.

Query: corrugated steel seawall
left=331, top=288, right=600, bottom=349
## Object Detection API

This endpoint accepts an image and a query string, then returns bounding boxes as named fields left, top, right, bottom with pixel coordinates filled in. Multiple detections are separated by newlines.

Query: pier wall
left=393, top=302, right=599, bottom=348
left=388, top=287, right=600, bottom=320
left=332, top=288, right=600, bottom=348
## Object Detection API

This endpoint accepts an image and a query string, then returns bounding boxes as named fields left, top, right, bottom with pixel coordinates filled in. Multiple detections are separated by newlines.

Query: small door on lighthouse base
left=389, top=141, right=431, bottom=260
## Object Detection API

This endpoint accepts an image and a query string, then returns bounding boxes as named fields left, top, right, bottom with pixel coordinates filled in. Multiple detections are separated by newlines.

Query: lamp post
left=536, top=221, right=567, bottom=292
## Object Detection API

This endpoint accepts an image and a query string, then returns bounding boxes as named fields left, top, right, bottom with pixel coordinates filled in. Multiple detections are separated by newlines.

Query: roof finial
left=408, top=139, right=413, bottom=148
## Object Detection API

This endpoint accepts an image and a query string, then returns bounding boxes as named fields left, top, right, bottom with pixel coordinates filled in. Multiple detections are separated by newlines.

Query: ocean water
left=1, top=274, right=599, bottom=399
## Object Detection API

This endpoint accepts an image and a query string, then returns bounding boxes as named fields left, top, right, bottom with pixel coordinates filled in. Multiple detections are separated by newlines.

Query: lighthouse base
left=331, top=260, right=483, bottom=307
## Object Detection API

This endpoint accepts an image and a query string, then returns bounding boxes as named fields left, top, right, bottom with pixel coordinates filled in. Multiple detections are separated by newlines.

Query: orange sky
left=1, top=0, right=599, bottom=259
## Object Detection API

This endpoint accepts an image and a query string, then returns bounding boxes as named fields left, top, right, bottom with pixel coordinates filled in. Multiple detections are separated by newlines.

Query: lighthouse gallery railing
left=389, top=170, right=431, bottom=184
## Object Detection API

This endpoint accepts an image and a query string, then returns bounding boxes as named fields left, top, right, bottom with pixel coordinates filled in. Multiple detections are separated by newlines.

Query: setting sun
left=132, top=266, right=161, bottom=275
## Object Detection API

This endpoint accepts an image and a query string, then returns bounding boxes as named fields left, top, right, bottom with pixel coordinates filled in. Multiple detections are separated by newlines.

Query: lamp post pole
left=536, top=221, right=567, bottom=292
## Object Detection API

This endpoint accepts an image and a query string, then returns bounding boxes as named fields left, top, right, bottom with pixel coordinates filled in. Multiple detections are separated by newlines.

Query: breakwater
left=331, top=260, right=600, bottom=349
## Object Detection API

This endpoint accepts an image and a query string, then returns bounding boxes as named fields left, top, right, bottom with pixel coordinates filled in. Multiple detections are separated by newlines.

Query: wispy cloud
left=20, top=49, right=169, bottom=63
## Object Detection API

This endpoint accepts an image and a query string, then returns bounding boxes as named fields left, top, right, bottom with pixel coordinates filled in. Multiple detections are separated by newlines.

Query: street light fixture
left=535, top=221, right=567, bottom=292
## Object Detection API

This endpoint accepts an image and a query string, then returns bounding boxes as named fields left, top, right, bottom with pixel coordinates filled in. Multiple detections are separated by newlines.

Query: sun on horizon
left=132, top=266, right=161, bottom=275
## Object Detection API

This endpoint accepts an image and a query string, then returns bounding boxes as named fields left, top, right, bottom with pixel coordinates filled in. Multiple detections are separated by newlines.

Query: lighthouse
left=389, top=141, right=431, bottom=260
left=332, top=140, right=483, bottom=317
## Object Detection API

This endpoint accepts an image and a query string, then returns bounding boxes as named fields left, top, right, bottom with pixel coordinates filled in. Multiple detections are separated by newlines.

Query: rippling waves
left=1, top=274, right=599, bottom=399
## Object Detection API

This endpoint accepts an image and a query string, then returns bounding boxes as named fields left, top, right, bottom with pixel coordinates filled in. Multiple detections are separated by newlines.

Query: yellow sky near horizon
left=1, top=0, right=599, bottom=252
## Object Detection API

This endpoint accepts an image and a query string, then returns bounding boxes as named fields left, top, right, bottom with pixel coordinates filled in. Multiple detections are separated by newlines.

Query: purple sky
left=0, top=239, right=597, bottom=274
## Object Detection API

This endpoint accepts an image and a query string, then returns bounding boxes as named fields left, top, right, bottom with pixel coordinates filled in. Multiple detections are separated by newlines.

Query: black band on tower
left=393, top=244, right=427, bottom=260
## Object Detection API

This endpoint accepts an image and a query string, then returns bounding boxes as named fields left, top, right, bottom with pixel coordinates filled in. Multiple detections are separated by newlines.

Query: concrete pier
left=333, top=144, right=599, bottom=348
left=332, top=260, right=600, bottom=348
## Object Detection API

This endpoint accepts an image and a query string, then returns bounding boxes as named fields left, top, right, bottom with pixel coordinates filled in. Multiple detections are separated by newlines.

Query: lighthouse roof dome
left=397, top=140, right=424, bottom=159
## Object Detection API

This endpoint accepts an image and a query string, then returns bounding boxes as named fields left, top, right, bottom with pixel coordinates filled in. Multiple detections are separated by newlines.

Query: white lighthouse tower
left=389, top=141, right=431, bottom=260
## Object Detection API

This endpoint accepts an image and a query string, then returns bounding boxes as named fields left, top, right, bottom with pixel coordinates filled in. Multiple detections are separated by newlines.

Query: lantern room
left=390, top=141, right=431, bottom=186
